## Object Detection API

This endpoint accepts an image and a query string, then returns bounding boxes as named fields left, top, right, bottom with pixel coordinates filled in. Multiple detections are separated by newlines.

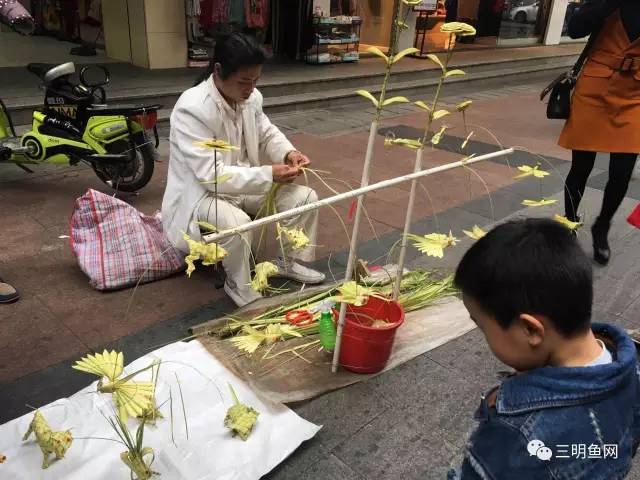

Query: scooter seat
left=27, top=62, right=76, bottom=84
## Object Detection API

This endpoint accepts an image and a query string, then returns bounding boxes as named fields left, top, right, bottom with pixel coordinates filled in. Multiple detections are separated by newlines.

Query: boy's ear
left=213, top=62, right=223, bottom=79
left=519, top=314, right=545, bottom=347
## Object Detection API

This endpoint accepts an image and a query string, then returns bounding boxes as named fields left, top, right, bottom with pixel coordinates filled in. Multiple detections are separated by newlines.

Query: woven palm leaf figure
left=73, top=350, right=156, bottom=423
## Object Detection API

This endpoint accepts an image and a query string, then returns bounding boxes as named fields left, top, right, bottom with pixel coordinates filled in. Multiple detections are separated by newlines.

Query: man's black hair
left=195, top=31, right=269, bottom=86
left=454, top=217, right=593, bottom=337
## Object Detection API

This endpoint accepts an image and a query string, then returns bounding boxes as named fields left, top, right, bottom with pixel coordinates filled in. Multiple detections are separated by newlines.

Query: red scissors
left=285, top=309, right=314, bottom=326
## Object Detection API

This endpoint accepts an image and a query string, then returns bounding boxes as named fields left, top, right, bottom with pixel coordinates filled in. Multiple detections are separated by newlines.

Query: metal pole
left=203, top=148, right=514, bottom=245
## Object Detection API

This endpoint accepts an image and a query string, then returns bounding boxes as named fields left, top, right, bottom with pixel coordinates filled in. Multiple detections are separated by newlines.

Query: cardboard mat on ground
left=192, top=287, right=475, bottom=404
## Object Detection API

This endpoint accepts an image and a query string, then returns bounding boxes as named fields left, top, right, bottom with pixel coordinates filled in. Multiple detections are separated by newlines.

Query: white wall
left=544, top=0, right=568, bottom=45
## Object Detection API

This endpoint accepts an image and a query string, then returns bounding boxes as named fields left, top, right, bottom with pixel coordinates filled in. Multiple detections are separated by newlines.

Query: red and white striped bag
left=70, top=189, right=185, bottom=291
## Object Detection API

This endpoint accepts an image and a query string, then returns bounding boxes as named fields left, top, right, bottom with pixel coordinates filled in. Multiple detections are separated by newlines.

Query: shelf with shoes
left=305, top=15, right=361, bottom=65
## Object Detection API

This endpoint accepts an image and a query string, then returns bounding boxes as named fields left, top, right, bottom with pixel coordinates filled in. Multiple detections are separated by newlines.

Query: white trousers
left=197, top=184, right=319, bottom=292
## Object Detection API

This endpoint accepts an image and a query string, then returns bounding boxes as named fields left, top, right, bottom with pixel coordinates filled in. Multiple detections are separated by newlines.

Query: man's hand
left=285, top=151, right=311, bottom=170
left=272, top=164, right=299, bottom=184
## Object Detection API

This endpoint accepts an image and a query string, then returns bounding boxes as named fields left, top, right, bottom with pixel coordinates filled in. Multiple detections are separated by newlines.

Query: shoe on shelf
left=591, top=220, right=611, bottom=266
left=224, top=281, right=262, bottom=308
left=274, top=258, right=326, bottom=284
left=0, top=278, right=20, bottom=304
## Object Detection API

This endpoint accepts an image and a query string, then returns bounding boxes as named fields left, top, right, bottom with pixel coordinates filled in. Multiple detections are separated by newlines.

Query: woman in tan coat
left=559, top=0, right=640, bottom=265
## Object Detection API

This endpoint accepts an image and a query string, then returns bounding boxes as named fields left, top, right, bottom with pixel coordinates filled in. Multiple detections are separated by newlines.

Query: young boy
left=450, top=218, right=640, bottom=479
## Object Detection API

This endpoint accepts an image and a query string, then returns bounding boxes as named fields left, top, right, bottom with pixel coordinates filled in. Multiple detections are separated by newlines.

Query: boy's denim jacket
left=450, top=323, right=640, bottom=480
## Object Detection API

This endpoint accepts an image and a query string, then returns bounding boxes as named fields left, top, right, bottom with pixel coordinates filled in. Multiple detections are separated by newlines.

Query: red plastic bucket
left=339, top=296, right=405, bottom=374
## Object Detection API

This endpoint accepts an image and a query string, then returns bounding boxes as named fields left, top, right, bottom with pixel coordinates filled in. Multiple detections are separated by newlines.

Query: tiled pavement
left=2, top=72, right=640, bottom=478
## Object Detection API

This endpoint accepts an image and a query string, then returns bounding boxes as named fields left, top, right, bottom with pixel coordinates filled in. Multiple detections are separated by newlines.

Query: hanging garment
left=245, top=0, right=267, bottom=29
left=200, top=0, right=212, bottom=28
left=212, top=0, right=230, bottom=23
left=229, top=0, right=244, bottom=25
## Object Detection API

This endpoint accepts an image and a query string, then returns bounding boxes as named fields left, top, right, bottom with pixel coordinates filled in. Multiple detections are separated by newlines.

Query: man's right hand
left=272, top=164, right=299, bottom=184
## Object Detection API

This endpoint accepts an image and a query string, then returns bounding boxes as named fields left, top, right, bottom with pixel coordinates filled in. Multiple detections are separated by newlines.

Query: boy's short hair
left=454, top=217, right=593, bottom=337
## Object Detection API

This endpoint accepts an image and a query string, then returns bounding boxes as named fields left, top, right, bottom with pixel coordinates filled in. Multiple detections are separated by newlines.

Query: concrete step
left=10, top=53, right=574, bottom=128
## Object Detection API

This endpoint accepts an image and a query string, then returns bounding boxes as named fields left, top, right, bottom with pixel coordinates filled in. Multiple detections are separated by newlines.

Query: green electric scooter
left=0, top=62, right=161, bottom=192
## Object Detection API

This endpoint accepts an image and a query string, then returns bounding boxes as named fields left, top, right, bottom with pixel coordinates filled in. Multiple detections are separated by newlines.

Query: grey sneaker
left=224, top=281, right=262, bottom=308
left=0, top=278, right=19, bottom=304
left=274, top=259, right=325, bottom=284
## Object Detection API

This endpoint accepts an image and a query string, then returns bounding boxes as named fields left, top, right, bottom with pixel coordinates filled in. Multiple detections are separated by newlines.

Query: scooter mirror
left=80, top=65, right=111, bottom=88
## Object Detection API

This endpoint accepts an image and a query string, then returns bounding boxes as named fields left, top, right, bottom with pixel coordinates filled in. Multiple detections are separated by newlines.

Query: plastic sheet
left=0, top=341, right=320, bottom=479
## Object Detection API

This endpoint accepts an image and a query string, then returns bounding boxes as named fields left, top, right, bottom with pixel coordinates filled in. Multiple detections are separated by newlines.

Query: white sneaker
left=274, top=258, right=326, bottom=284
left=224, top=281, right=262, bottom=308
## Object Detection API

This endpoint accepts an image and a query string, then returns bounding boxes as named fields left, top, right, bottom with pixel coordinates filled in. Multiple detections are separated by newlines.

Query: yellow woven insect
left=194, top=139, right=239, bottom=152
left=22, top=410, right=73, bottom=469
left=431, top=126, right=448, bottom=145
left=197, top=221, right=218, bottom=233
left=515, top=165, right=550, bottom=179
left=461, top=131, right=474, bottom=150
left=332, top=281, right=386, bottom=306
left=384, top=137, right=423, bottom=150
left=183, top=233, right=229, bottom=277
left=441, top=22, right=477, bottom=36
left=553, top=214, right=583, bottom=231
left=276, top=223, right=310, bottom=250
left=72, top=350, right=155, bottom=423
left=522, top=199, right=557, bottom=207
left=224, top=384, right=259, bottom=441
left=463, top=225, right=487, bottom=240
left=456, top=100, right=473, bottom=112
left=407, top=231, right=459, bottom=258
left=230, top=324, right=302, bottom=354
left=251, top=262, right=279, bottom=294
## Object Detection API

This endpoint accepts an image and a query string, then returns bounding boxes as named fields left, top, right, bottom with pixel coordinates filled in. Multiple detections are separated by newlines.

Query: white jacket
left=162, top=79, right=295, bottom=252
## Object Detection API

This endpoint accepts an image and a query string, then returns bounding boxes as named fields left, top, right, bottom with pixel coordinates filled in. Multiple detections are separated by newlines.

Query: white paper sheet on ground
left=0, top=341, right=321, bottom=480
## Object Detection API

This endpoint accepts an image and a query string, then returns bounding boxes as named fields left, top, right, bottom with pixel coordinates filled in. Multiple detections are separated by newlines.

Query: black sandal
left=0, top=277, right=20, bottom=304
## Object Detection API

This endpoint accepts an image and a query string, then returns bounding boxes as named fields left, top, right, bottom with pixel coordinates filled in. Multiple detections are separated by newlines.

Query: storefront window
left=498, top=0, right=551, bottom=43
left=561, top=0, right=584, bottom=38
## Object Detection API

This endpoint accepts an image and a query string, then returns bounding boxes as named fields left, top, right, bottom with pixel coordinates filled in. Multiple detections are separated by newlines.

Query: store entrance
left=0, top=0, right=107, bottom=68
left=444, top=0, right=551, bottom=47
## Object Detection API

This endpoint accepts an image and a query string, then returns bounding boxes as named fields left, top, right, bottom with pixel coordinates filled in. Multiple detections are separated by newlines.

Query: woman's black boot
left=591, top=219, right=611, bottom=266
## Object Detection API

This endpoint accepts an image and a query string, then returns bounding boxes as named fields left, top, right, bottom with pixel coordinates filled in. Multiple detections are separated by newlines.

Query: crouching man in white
left=162, top=32, right=325, bottom=307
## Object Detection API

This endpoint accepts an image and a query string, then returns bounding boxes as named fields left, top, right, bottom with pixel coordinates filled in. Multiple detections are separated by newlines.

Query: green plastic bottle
left=318, top=301, right=337, bottom=352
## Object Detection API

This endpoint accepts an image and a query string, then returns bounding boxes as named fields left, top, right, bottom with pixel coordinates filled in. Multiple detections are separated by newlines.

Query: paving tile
left=458, top=187, right=526, bottom=222
left=292, top=381, right=392, bottom=451
left=262, top=438, right=330, bottom=480
left=367, top=354, right=484, bottom=449
left=298, top=454, right=365, bottom=480
left=0, top=357, right=91, bottom=424
left=427, top=328, right=509, bottom=388
left=0, top=296, right=86, bottom=383
left=1, top=245, right=226, bottom=349
left=589, top=170, right=640, bottom=202
left=333, top=403, right=459, bottom=480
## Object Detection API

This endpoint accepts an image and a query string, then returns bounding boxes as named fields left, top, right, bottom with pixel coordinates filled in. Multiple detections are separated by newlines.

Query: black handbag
left=540, top=30, right=600, bottom=120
